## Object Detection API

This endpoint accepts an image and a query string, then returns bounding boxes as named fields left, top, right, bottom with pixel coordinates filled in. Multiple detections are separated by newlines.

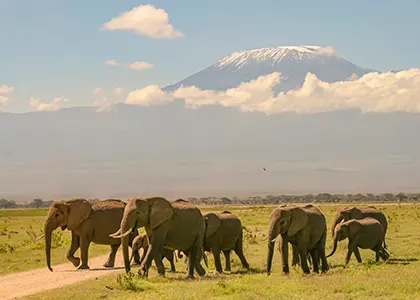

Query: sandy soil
left=0, top=254, right=126, bottom=300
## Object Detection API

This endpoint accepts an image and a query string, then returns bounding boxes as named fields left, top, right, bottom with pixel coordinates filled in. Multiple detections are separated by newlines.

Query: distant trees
left=0, top=192, right=420, bottom=209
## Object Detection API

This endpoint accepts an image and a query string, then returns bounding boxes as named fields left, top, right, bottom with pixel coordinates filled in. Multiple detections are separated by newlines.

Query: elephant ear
left=148, top=197, right=174, bottom=230
left=66, top=199, right=92, bottom=231
left=204, top=213, right=221, bottom=238
left=287, top=207, right=308, bottom=237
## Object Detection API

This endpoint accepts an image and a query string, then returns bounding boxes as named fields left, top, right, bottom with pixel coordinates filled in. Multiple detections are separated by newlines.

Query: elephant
left=129, top=233, right=177, bottom=272
left=44, top=198, right=140, bottom=271
left=203, top=211, right=249, bottom=273
left=266, top=204, right=329, bottom=275
left=327, top=217, right=390, bottom=264
left=110, top=197, right=206, bottom=279
left=331, top=206, right=388, bottom=249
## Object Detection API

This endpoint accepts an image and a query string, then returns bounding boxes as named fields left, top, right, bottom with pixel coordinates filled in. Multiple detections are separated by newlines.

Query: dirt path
left=0, top=254, right=126, bottom=300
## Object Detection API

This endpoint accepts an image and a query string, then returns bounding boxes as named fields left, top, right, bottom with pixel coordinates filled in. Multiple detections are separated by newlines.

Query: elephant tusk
left=111, top=228, right=132, bottom=238
left=109, top=228, right=122, bottom=238
left=35, top=234, right=45, bottom=241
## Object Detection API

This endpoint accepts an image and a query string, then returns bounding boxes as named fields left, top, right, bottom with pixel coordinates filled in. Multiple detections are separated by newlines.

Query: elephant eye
left=55, top=213, right=59, bottom=218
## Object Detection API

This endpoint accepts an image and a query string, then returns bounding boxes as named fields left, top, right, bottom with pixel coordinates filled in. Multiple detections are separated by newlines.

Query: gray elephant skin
left=203, top=211, right=249, bottom=273
left=110, top=197, right=206, bottom=279
left=44, top=198, right=140, bottom=271
left=130, top=233, right=178, bottom=272
left=327, top=217, right=390, bottom=264
left=266, top=204, right=329, bottom=275
left=331, top=206, right=388, bottom=249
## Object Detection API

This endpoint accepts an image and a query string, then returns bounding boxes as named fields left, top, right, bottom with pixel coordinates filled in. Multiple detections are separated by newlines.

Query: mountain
left=163, top=45, right=375, bottom=92
left=1, top=103, right=420, bottom=200
left=1, top=45, right=419, bottom=200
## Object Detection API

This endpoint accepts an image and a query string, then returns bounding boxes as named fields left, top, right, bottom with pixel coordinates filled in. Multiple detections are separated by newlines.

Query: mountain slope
left=164, top=45, right=375, bottom=92
left=1, top=104, right=420, bottom=200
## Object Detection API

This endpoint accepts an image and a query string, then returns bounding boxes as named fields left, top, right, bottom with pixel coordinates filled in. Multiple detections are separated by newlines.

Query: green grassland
left=2, top=203, right=420, bottom=299
left=0, top=208, right=109, bottom=275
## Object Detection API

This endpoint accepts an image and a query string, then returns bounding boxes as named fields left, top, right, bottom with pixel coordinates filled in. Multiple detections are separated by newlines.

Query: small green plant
left=116, top=272, right=140, bottom=291
left=0, top=243, right=14, bottom=254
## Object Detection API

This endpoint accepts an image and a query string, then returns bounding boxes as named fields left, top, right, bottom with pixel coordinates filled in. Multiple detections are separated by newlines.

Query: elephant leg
left=167, top=251, right=176, bottom=272
left=354, top=247, right=362, bottom=263
left=234, top=238, right=250, bottom=270
left=223, top=250, right=231, bottom=271
left=212, top=247, right=223, bottom=274
left=139, top=246, right=148, bottom=265
left=291, top=244, right=300, bottom=267
left=298, top=247, right=310, bottom=274
left=317, top=233, right=329, bottom=273
left=279, top=237, right=290, bottom=275
left=154, top=252, right=165, bottom=276
left=309, top=249, right=319, bottom=273
left=345, top=240, right=356, bottom=265
left=139, top=228, right=167, bottom=278
left=66, top=232, right=80, bottom=268
left=77, top=235, right=91, bottom=270
left=104, top=244, right=120, bottom=268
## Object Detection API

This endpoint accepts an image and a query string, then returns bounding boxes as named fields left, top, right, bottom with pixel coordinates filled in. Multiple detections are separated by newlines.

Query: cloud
left=0, top=85, right=14, bottom=94
left=113, top=87, right=123, bottom=95
left=127, top=61, right=153, bottom=70
left=102, top=4, right=184, bottom=39
left=92, top=88, right=102, bottom=95
left=126, top=85, right=173, bottom=106
left=316, top=46, right=337, bottom=56
left=106, top=60, right=153, bottom=71
left=125, top=69, right=420, bottom=114
left=0, top=96, right=8, bottom=106
left=106, top=60, right=119, bottom=66
left=29, top=97, right=70, bottom=111
left=0, top=85, right=14, bottom=106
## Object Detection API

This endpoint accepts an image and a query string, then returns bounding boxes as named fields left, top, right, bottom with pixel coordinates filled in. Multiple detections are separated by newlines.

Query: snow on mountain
left=163, top=45, right=375, bottom=93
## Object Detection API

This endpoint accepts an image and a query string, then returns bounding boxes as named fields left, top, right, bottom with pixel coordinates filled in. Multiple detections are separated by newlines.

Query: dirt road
left=0, top=254, right=125, bottom=300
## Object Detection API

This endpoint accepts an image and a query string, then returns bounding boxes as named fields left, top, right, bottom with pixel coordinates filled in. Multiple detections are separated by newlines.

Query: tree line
left=1, top=192, right=419, bottom=209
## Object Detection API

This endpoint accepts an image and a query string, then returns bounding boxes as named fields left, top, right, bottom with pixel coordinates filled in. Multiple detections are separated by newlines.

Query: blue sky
left=1, top=0, right=419, bottom=112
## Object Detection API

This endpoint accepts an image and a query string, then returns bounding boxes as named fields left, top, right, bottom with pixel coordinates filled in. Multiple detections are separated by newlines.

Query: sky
left=1, top=0, right=420, bottom=113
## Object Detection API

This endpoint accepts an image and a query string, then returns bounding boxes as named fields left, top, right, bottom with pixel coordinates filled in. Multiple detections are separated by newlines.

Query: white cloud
left=0, top=85, right=14, bottom=106
left=113, top=87, right=123, bottom=95
left=127, top=61, right=153, bottom=70
left=93, top=88, right=102, bottom=95
left=126, top=85, right=173, bottom=106
left=106, top=60, right=153, bottom=71
left=0, top=96, right=8, bottom=106
left=29, top=97, right=70, bottom=112
left=125, top=69, right=420, bottom=114
left=316, top=46, right=337, bottom=56
left=0, top=85, right=14, bottom=94
left=106, top=60, right=119, bottom=66
left=102, top=4, right=184, bottom=39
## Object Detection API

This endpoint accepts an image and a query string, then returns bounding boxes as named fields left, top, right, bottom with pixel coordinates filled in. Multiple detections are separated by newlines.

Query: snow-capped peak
left=215, top=45, right=338, bottom=69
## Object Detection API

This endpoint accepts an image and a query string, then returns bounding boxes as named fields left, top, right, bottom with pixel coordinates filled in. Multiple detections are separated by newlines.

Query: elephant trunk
left=331, top=215, right=342, bottom=237
left=266, top=220, right=279, bottom=275
left=116, top=214, right=136, bottom=272
left=327, top=234, right=339, bottom=258
left=44, top=221, right=54, bottom=272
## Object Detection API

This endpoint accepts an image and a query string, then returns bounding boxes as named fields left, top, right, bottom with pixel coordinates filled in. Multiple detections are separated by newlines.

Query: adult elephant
left=331, top=206, right=388, bottom=248
left=110, top=197, right=206, bottom=279
left=266, top=204, right=329, bottom=275
left=44, top=198, right=140, bottom=271
left=203, top=211, right=249, bottom=273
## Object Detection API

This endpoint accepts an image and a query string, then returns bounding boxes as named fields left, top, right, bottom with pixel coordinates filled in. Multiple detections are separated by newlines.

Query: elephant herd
left=42, top=197, right=390, bottom=279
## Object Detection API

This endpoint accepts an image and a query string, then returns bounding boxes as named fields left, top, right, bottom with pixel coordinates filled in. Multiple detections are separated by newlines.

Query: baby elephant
left=203, top=211, right=249, bottom=273
left=327, top=217, right=390, bottom=264
left=130, top=234, right=177, bottom=272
